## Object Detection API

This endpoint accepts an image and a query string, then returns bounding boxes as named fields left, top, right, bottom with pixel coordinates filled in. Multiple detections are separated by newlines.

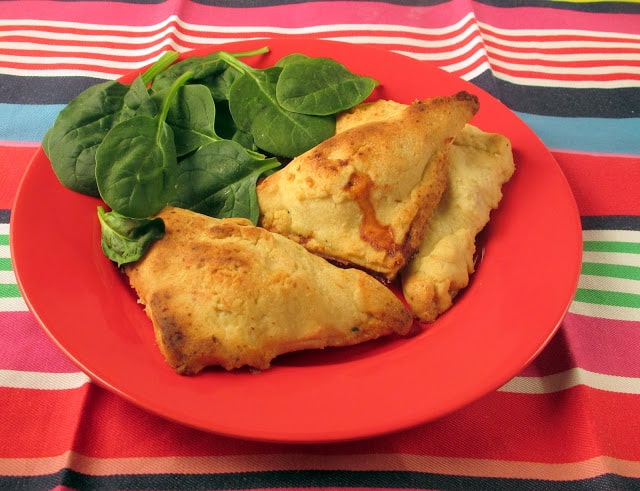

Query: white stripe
left=1, top=34, right=482, bottom=80
left=569, top=300, right=640, bottom=322
left=324, top=23, right=482, bottom=50
left=582, top=251, right=640, bottom=268
left=583, top=229, right=640, bottom=243
left=482, top=33, right=640, bottom=52
left=0, top=297, right=28, bottom=312
left=487, top=45, right=640, bottom=63
left=0, top=369, right=90, bottom=390
left=0, top=245, right=9, bottom=258
left=578, top=274, right=640, bottom=296
left=500, top=367, right=640, bottom=395
left=0, top=224, right=8, bottom=234
left=439, top=47, right=487, bottom=74
left=478, top=22, right=640, bottom=42
left=0, top=39, right=189, bottom=57
left=491, top=72, right=640, bottom=89
left=0, top=26, right=483, bottom=62
left=488, top=57, right=640, bottom=77
left=0, top=14, right=478, bottom=37
left=0, top=21, right=477, bottom=45
left=0, top=271, right=16, bottom=284
left=457, top=62, right=492, bottom=81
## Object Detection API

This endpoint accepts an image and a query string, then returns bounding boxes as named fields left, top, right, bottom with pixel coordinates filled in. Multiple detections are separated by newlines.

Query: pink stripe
left=2, top=0, right=471, bottom=29
left=0, top=312, right=80, bottom=373
left=0, top=141, right=39, bottom=149
left=520, top=312, right=640, bottom=378
left=474, top=2, right=640, bottom=35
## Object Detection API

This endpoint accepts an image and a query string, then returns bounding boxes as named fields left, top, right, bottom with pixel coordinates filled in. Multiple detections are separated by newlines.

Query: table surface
left=1, top=1, right=640, bottom=490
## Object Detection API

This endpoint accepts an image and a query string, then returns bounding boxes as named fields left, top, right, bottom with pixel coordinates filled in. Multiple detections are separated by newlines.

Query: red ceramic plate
left=11, top=39, right=582, bottom=443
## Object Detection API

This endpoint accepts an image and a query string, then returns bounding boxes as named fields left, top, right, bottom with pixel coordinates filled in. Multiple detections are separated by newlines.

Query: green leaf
left=276, top=57, right=378, bottom=115
left=45, top=81, right=130, bottom=197
left=44, top=51, right=177, bottom=197
left=229, top=66, right=335, bottom=158
left=95, top=71, right=193, bottom=218
left=95, top=116, right=178, bottom=218
left=165, top=84, right=220, bottom=156
left=97, top=206, right=165, bottom=266
left=171, top=139, right=281, bottom=224
left=275, top=53, right=310, bottom=68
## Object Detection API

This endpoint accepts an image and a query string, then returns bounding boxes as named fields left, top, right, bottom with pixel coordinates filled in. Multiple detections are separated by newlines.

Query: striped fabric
left=1, top=0, right=639, bottom=489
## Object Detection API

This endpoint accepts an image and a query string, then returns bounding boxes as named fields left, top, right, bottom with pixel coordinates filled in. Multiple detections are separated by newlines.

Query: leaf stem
left=217, top=47, right=269, bottom=75
left=141, top=51, right=180, bottom=85
left=160, top=71, right=194, bottom=120
left=157, top=71, right=194, bottom=139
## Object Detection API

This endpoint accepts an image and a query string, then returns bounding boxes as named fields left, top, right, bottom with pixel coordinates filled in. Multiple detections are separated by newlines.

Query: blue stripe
left=0, top=103, right=63, bottom=143
left=516, top=112, right=640, bottom=155
left=2, top=103, right=638, bottom=156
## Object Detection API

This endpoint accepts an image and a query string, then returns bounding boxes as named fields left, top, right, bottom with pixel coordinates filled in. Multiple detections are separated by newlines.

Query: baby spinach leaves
left=44, top=45, right=378, bottom=265
left=44, top=51, right=179, bottom=197
left=229, top=65, right=335, bottom=158
left=172, top=140, right=280, bottom=224
left=96, top=72, right=193, bottom=218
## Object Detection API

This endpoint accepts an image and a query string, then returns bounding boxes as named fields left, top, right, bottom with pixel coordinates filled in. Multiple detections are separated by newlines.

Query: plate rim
left=10, top=38, right=583, bottom=443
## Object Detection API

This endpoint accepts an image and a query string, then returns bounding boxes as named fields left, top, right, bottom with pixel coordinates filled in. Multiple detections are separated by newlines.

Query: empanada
left=402, top=124, right=515, bottom=321
left=257, top=92, right=479, bottom=280
left=124, top=206, right=412, bottom=374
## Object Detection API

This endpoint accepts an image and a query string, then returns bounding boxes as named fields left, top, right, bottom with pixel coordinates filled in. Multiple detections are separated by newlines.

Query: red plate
left=10, top=39, right=582, bottom=443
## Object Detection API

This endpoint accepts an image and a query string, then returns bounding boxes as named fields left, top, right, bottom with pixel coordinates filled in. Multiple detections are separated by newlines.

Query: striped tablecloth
left=2, top=1, right=639, bottom=489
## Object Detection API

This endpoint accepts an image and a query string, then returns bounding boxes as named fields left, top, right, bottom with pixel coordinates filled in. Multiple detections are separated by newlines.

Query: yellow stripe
left=2, top=452, right=640, bottom=480
left=551, top=0, right=640, bottom=4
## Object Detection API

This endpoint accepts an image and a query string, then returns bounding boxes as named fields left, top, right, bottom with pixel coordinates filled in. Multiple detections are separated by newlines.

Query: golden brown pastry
left=124, top=206, right=412, bottom=374
left=257, top=92, right=479, bottom=280
left=401, top=124, right=515, bottom=321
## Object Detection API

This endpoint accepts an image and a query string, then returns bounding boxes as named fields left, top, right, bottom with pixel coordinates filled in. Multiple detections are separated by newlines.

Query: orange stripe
left=2, top=451, right=640, bottom=480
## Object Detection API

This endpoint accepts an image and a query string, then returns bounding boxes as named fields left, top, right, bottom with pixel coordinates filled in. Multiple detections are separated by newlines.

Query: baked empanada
left=124, top=206, right=412, bottom=374
left=257, top=92, right=479, bottom=280
left=402, top=124, right=515, bottom=321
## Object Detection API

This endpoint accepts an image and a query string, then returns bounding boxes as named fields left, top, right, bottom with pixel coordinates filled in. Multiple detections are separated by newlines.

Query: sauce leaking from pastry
left=257, top=91, right=479, bottom=281
left=337, top=98, right=515, bottom=321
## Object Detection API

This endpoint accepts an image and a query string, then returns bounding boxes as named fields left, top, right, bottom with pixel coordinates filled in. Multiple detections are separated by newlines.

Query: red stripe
left=0, top=385, right=89, bottom=458
left=2, top=383, right=639, bottom=464
left=483, top=39, right=640, bottom=57
left=490, top=66, right=640, bottom=82
left=482, top=31, right=640, bottom=46
left=33, top=385, right=634, bottom=461
left=488, top=51, right=640, bottom=69
left=0, top=145, right=35, bottom=208
left=553, top=151, right=640, bottom=216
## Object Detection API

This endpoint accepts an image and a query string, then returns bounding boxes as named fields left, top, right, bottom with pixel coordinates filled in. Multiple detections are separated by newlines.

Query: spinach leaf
left=44, top=51, right=178, bottom=197
left=171, top=139, right=281, bottom=224
left=275, top=53, right=310, bottom=68
left=117, top=74, right=158, bottom=123
left=229, top=66, right=335, bottom=158
left=95, top=71, right=193, bottom=218
left=165, top=84, right=218, bottom=157
left=151, top=47, right=269, bottom=101
left=44, top=81, right=130, bottom=197
left=276, top=57, right=378, bottom=115
left=97, top=206, right=165, bottom=266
